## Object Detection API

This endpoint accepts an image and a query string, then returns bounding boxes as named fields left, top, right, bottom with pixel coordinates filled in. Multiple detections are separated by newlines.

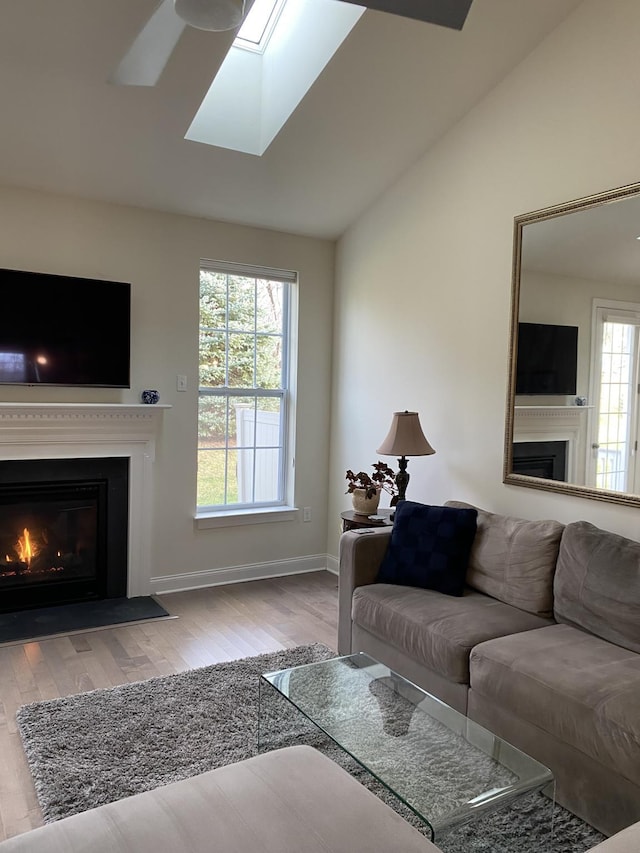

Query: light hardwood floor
left=0, top=570, right=339, bottom=842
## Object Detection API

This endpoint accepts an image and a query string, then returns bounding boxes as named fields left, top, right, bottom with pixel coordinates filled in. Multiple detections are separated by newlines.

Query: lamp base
left=395, top=456, right=410, bottom=503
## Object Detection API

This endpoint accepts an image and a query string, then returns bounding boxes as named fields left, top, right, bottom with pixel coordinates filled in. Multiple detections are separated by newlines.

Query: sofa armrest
left=338, top=527, right=392, bottom=655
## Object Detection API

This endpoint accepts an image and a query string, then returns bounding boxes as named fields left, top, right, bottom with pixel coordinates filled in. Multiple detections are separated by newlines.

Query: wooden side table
left=341, top=509, right=394, bottom=533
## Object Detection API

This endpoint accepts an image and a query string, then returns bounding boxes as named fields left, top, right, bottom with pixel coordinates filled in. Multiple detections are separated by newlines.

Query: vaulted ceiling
left=0, top=0, right=584, bottom=239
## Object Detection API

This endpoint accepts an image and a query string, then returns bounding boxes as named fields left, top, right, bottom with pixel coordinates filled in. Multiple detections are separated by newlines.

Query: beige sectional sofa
left=1, top=743, right=638, bottom=853
left=338, top=501, right=640, bottom=837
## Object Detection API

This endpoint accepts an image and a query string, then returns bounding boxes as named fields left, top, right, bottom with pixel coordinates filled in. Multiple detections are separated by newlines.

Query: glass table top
left=260, top=653, right=553, bottom=840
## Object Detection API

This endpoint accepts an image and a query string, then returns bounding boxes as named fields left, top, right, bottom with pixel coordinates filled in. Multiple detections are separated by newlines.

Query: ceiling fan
left=110, top=0, right=474, bottom=87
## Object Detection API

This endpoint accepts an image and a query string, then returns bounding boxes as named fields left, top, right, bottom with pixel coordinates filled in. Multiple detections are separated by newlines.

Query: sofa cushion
left=377, top=502, right=477, bottom=597
left=351, top=583, right=551, bottom=684
left=445, top=501, right=563, bottom=616
left=470, top=623, right=640, bottom=787
left=554, top=521, right=640, bottom=653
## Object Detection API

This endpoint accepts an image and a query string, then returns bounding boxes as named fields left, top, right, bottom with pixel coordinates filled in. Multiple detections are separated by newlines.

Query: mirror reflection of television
left=0, top=268, right=131, bottom=388
left=516, top=322, right=578, bottom=395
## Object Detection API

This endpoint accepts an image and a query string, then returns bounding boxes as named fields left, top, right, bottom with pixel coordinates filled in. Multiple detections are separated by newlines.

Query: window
left=198, top=260, right=296, bottom=514
left=233, top=0, right=284, bottom=53
left=589, top=301, right=640, bottom=492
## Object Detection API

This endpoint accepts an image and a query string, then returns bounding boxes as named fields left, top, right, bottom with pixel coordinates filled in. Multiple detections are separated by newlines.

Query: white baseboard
left=326, top=555, right=339, bottom=575
left=150, top=554, right=333, bottom=594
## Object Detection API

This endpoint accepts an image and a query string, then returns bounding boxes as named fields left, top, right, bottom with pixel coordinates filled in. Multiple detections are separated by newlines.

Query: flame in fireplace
left=16, top=528, right=36, bottom=565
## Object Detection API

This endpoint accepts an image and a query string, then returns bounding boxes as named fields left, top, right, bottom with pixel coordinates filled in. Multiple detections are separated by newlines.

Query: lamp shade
left=174, top=0, right=245, bottom=31
left=377, top=411, right=435, bottom=458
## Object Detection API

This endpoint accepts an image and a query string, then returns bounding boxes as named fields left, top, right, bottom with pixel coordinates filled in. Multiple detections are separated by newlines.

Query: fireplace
left=0, top=402, right=167, bottom=601
left=0, top=457, right=128, bottom=613
left=512, top=440, right=568, bottom=481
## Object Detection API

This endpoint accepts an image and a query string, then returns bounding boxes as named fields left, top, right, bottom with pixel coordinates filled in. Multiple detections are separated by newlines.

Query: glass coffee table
left=258, top=653, right=554, bottom=842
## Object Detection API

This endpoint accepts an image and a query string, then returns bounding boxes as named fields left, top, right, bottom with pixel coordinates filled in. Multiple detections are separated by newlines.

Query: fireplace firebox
left=0, top=457, right=128, bottom=613
left=512, top=441, right=568, bottom=481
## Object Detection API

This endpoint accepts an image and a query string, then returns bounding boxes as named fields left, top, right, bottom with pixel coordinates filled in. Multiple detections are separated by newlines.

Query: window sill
left=194, top=506, right=299, bottom=529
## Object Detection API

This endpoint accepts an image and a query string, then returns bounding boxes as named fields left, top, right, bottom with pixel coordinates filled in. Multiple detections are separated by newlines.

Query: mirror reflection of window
left=0, top=352, right=26, bottom=383
left=589, top=302, right=640, bottom=493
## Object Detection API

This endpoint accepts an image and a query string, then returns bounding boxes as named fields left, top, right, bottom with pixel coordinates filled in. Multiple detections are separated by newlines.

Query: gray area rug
left=17, top=643, right=606, bottom=852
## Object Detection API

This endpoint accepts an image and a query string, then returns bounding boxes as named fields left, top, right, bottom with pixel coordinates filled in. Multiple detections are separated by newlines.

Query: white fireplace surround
left=514, top=405, right=591, bottom=484
left=0, top=403, right=169, bottom=598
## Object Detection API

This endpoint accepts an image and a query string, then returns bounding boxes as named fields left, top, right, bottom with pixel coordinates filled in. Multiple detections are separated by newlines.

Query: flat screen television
left=516, top=322, right=578, bottom=395
left=0, top=268, right=131, bottom=388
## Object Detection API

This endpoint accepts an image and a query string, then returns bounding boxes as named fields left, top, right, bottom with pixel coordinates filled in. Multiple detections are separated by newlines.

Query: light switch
left=176, top=375, right=187, bottom=392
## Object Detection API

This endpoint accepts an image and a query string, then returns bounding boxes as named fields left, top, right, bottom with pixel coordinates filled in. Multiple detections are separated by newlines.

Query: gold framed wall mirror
left=504, top=181, right=640, bottom=507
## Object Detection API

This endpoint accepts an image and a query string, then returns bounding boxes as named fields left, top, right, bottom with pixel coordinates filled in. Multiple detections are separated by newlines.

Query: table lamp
left=377, top=411, right=435, bottom=504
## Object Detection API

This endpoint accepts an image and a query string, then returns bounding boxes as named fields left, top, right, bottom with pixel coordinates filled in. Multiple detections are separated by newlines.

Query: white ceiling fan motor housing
left=174, top=0, right=245, bottom=31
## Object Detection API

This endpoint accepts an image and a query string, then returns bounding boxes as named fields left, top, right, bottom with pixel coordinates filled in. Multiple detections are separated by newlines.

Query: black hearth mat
left=0, top=597, right=171, bottom=644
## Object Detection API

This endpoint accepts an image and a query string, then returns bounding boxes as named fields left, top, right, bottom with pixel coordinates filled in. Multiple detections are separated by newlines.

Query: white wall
left=328, top=0, right=640, bottom=558
left=0, top=185, right=335, bottom=590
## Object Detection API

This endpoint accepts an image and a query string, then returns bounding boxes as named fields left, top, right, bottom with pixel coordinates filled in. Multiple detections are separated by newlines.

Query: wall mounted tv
left=0, top=268, right=131, bottom=388
left=516, top=322, right=578, bottom=395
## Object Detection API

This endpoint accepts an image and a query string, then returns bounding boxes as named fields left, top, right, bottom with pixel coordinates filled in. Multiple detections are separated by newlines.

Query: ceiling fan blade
left=109, top=0, right=187, bottom=87
left=339, top=0, right=474, bottom=30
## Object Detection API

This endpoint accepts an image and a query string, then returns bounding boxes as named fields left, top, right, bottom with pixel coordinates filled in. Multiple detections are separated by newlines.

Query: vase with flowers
left=345, top=461, right=398, bottom=515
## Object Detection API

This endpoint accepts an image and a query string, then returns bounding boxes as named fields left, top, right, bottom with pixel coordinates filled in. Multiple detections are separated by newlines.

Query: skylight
left=185, top=0, right=365, bottom=156
left=234, top=0, right=284, bottom=52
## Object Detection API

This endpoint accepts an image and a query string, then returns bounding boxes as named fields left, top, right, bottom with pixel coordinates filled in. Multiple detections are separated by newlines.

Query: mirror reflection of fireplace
left=0, top=458, right=128, bottom=613
left=512, top=441, right=568, bottom=482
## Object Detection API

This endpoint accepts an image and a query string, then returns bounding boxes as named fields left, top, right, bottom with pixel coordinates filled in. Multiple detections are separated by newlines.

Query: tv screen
left=516, top=322, right=578, bottom=395
left=0, top=268, right=131, bottom=388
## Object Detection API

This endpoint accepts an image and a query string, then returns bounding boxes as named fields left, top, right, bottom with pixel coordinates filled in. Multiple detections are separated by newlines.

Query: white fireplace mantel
left=0, top=402, right=169, bottom=444
left=0, top=402, right=171, bottom=597
left=514, top=405, right=592, bottom=424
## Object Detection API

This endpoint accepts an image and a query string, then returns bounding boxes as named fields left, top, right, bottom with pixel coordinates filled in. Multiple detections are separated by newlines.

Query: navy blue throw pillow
left=377, top=501, right=478, bottom=597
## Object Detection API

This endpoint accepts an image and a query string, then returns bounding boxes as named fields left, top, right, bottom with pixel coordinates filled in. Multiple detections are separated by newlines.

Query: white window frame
left=195, top=259, right=298, bottom=528
left=587, top=298, right=640, bottom=492
left=233, top=0, right=285, bottom=53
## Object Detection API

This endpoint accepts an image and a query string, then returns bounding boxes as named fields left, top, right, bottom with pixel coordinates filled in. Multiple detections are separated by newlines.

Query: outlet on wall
left=303, top=507, right=312, bottom=522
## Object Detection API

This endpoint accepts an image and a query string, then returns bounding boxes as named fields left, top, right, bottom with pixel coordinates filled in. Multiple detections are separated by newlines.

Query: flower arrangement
left=345, top=461, right=398, bottom=503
